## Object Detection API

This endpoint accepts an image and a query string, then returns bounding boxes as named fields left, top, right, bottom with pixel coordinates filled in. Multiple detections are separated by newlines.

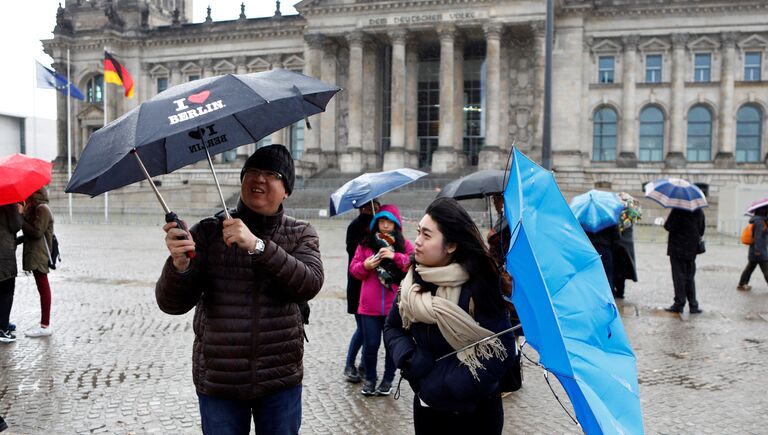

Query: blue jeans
left=360, top=314, right=395, bottom=383
left=345, top=314, right=364, bottom=369
left=197, top=385, right=302, bottom=435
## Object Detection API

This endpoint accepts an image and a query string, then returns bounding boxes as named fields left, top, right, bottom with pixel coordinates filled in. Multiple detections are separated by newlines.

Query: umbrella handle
left=166, top=211, right=196, bottom=259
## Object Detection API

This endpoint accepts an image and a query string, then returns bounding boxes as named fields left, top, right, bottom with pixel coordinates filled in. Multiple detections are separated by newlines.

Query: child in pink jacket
left=349, top=204, right=413, bottom=397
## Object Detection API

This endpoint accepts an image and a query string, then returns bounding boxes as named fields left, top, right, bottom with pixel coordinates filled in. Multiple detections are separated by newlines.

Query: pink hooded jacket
left=349, top=204, right=413, bottom=316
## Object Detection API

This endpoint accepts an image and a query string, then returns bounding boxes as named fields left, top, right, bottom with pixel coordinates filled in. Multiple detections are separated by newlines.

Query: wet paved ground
left=1, top=220, right=767, bottom=434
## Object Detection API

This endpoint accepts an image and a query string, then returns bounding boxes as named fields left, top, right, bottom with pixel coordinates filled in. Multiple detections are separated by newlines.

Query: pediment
left=149, top=64, right=169, bottom=75
left=282, top=54, right=304, bottom=70
left=639, top=37, right=669, bottom=53
left=738, top=34, right=768, bottom=49
left=687, top=36, right=719, bottom=51
left=181, top=62, right=200, bottom=73
left=213, top=59, right=236, bottom=72
left=247, top=57, right=271, bottom=72
left=77, top=104, right=104, bottom=120
left=591, top=39, right=621, bottom=54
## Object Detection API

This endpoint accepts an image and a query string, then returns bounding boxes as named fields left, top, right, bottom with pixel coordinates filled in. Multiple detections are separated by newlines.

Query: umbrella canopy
left=329, top=168, right=427, bottom=216
left=569, top=189, right=623, bottom=233
left=644, top=177, right=707, bottom=211
left=503, top=149, right=643, bottom=434
left=65, top=69, right=340, bottom=196
left=0, top=153, right=52, bottom=206
left=745, top=197, right=768, bottom=214
left=436, top=169, right=506, bottom=200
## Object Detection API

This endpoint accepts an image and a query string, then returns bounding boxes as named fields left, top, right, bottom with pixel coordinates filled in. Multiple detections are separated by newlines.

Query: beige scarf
left=398, top=263, right=508, bottom=380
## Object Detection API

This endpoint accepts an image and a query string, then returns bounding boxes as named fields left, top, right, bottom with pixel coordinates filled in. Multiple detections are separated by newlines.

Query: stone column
left=405, top=36, right=419, bottom=168
left=618, top=35, right=638, bottom=167
left=139, top=62, right=151, bottom=102
left=715, top=32, right=737, bottom=168
left=270, top=54, right=286, bottom=145
left=431, top=24, right=458, bottom=173
left=339, top=30, right=365, bottom=173
left=453, top=34, right=465, bottom=167
left=667, top=34, right=688, bottom=168
left=53, top=61, right=67, bottom=163
left=320, top=39, right=339, bottom=168
left=302, top=34, right=324, bottom=167
left=168, top=61, right=181, bottom=86
left=234, top=56, right=247, bottom=75
left=200, top=59, right=213, bottom=79
left=479, top=23, right=503, bottom=170
left=530, top=21, right=546, bottom=162
left=384, top=29, right=408, bottom=170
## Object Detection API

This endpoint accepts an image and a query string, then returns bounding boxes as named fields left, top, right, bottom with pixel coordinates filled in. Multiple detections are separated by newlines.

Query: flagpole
left=31, top=59, right=36, bottom=155
left=103, top=48, right=109, bottom=224
left=67, top=48, right=73, bottom=221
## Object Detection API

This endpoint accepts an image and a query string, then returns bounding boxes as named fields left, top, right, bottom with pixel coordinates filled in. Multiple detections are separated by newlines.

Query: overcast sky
left=0, top=1, right=297, bottom=120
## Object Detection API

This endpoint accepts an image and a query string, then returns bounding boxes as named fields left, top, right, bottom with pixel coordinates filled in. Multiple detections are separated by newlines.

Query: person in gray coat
left=737, top=206, right=768, bottom=291
left=0, top=202, right=24, bottom=342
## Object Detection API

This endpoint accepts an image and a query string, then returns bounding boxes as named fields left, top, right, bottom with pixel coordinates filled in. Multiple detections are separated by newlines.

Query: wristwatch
left=248, top=237, right=265, bottom=255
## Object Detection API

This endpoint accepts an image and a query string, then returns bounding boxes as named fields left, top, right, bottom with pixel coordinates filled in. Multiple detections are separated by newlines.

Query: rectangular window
left=745, top=52, right=762, bottom=81
left=645, top=54, right=662, bottom=83
left=156, top=77, right=168, bottom=94
left=694, top=53, right=711, bottom=82
left=188, top=74, right=200, bottom=82
left=598, top=56, right=614, bottom=84
left=290, top=121, right=304, bottom=160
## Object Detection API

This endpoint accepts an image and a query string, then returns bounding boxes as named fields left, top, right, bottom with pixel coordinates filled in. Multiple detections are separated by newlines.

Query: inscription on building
left=364, top=10, right=487, bottom=27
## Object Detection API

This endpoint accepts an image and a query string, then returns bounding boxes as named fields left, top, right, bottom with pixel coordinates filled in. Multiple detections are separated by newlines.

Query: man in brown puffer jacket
left=156, top=144, right=323, bottom=435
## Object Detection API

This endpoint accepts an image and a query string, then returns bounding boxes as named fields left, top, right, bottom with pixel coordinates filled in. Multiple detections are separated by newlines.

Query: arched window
left=639, top=106, right=664, bottom=161
left=686, top=105, right=712, bottom=162
left=736, top=105, right=763, bottom=162
left=593, top=107, right=617, bottom=161
left=86, top=75, right=103, bottom=103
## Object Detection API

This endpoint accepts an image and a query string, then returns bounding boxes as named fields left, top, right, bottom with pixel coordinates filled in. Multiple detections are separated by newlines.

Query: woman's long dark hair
left=365, top=216, right=406, bottom=253
left=424, top=197, right=506, bottom=315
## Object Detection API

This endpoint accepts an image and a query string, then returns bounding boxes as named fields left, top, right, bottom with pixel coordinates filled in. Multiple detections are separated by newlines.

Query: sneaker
left=25, top=327, right=53, bottom=338
left=689, top=307, right=703, bottom=314
left=0, top=329, right=16, bottom=343
left=361, top=380, right=377, bottom=396
left=6, top=323, right=15, bottom=332
left=0, top=415, right=7, bottom=432
left=343, top=366, right=361, bottom=383
left=737, top=284, right=752, bottom=291
left=376, top=380, right=393, bottom=396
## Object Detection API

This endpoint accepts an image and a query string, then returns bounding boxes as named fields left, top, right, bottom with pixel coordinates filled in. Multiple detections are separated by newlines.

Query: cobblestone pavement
left=1, top=220, right=766, bottom=434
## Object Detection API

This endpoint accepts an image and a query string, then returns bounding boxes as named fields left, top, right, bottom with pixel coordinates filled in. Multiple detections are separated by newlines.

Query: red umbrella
left=0, top=153, right=53, bottom=206
left=746, top=197, right=768, bottom=214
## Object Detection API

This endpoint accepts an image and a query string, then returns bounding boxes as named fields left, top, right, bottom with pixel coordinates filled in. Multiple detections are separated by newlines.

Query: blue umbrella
left=329, top=168, right=427, bottom=216
left=504, top=149, right=643, bottom=435
left=569, top=189, right=623, bottom=233
left=644, top=177, right=707, bottom=211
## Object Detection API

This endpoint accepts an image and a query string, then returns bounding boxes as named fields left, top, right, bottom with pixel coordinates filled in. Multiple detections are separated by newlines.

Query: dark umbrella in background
left=437, top=169, right=506, bottom=228
left=65, top=69, right=340, bottom=243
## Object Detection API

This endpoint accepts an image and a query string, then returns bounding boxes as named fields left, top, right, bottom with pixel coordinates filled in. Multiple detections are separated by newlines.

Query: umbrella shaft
left=132, top=151, right=170, bottom=214
left=203, top=143, right=231, bottom=220
left=436, top=324, right=522, bottom=362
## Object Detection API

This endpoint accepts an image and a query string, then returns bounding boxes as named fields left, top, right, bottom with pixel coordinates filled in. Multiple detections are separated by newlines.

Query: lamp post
left=542, top=0, right=554, bottom=170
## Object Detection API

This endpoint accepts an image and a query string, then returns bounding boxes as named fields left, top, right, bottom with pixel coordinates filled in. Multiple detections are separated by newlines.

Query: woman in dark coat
left=737, top=206, right=768, bottom=291
left=384, top=198, right=516, bottom=434
left=0, top=202, right=24, bottom=343
left=664, top=208, right=705, bottom=313
left=612, top=193, right=640, bottom=299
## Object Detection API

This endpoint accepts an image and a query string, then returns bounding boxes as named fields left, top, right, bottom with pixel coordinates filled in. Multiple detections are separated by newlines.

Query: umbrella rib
left=231, top=114, right=260, bottom=144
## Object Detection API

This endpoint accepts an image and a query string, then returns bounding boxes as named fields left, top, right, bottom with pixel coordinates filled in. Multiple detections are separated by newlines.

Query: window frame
left=639, top=105, right=665, bottom=162
left=598, top=56, right=615, bottom=84
left=645, top=54, right=662, bottom=83
left=736, top=104, right=763, bottom=163
left=686, top=105, right=713, bottom=162
left=744, top=51, right=762, bottom=81
left=694, top=53, right=711, bottom=82
left=85, top=75, right=104, bottom=103
left=156, top=76, right=168, bottom=94
left=592, top=107, right=618, bottom=161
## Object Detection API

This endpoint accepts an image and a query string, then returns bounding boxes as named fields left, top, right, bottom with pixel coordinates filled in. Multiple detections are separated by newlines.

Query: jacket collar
left=233, top=199, right=284, bottom=236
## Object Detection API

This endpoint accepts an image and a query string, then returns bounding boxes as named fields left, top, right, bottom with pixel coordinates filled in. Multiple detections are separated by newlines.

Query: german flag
left=104, top=51, right=134, bottom=98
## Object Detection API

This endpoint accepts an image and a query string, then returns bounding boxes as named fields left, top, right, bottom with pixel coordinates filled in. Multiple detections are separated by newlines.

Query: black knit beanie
left=240, top=144, right=295, bottom=195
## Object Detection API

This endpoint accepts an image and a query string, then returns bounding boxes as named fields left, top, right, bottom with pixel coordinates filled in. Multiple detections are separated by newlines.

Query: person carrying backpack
left=738, top=205, right=768, bottom=291
left=21, top=187, right=55, bottom=338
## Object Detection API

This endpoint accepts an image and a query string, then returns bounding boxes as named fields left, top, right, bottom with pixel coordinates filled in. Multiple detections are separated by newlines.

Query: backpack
left=43, top=234, right=61, bottom=270
left=741, top=222, right=767, bottom=245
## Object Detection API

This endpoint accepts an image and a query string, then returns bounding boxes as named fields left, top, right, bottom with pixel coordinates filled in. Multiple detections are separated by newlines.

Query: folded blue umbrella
left=329, top=168, right=427, bottom=216
left=504, top=149, right=643, bottom=435
left=570, top=189, right=623, bottom=233
left=644, top=178, right=707, bottom=211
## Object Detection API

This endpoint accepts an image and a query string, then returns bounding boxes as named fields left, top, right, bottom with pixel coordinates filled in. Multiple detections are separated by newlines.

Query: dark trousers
left=197, top=385, right=302, bottom=435
left=0, top=278, right=14, bottom=330
left=345, top=314, right=364, bottom=369
left=670, top=257, right=698, bottom=309
left=739, top=260, right=768, bottom=286
left=413, top=393, right=504, bottom=435
left=360, top=314, right=395, bottom=383
left=596, top=245, right=614, bottom=292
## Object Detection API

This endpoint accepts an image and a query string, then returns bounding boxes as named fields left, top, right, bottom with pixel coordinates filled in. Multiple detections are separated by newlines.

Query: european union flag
left=35, top=61, right=85, bottom=101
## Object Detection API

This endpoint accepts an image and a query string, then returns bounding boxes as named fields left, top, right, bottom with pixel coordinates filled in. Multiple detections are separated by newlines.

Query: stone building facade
left=43, top=0, right=768, bottom=199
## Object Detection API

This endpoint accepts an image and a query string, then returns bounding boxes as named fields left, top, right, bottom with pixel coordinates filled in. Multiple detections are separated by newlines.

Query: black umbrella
left=65, top=69, right=340, bottom=220
left=436, top=169, right=506, bottom=200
